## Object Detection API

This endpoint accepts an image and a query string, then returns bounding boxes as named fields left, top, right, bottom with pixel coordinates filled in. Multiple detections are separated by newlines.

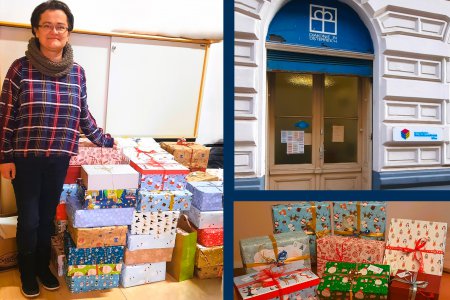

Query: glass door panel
left=273, top=73, right=313, bottom=165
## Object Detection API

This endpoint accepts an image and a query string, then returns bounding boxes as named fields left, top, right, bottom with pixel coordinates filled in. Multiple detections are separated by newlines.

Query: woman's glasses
left=38, top=24, right=68, bottom=34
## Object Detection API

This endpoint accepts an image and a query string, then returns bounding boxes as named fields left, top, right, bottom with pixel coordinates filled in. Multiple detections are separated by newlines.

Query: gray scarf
left=25, top=37, right=73, bottom=77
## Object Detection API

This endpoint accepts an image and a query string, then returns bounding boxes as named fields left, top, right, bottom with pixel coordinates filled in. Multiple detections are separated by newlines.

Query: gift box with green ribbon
left=240, top=231, right=311, bottom=274
left=333, top=201, right=386, bottom=241
left=272, top=202, right=331, bottom=264
left=317, top=261, right=389, bottom=299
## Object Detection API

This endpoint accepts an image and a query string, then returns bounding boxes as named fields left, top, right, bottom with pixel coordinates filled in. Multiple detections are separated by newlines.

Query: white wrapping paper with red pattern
left=316, top=235, right=385, bottom=278
left=383, top=218, right=447, bottom=276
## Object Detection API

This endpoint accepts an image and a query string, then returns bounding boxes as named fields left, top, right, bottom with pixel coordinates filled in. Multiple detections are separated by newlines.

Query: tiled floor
left=0, top=267, right=222, bottom=300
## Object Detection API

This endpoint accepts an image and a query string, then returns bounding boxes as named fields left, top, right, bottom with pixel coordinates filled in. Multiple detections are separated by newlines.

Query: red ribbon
left=176, top=138, right=196, bottom=169
left=134, top=146, right=157, bottom=158
left=386, top=238, right=444, bottom=273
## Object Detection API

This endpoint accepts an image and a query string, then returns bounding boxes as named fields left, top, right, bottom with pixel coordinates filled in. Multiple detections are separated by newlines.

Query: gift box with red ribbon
left=234, top=263, right=320, bottom=300
left=389, top=270, right=440, bottom=300
left=316, top=235, right=385, bottom=278
left=160, top=140, right=210, bottom=171
left=383, top=218, right=447, bottom=276
left=240, top=232, right=311, bottom=274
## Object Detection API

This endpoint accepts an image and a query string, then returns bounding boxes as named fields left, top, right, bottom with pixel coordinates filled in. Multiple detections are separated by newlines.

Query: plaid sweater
left=0, top=56, right=113, bottom=163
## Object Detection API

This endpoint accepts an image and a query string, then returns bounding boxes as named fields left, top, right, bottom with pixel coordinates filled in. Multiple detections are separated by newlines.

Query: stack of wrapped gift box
left=62, top=164, right=138, bottom=292
left=122, top=145, right=193, bottom=287
left=184, top=181, right=224, bottom=279
left=235, top=231, right=320, bottom=299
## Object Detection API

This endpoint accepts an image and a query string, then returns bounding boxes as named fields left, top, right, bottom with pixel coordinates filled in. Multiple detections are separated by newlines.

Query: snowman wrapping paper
left=383, top=218, right=447, bottom=276
left=240, top=232, right=311, bottom=274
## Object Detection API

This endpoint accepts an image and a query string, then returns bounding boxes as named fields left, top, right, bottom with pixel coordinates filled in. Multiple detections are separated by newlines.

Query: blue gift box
left=60, top=183, right=83, bottom=202
left=187, top=181, right=223, bottom=211
left=65, top=274, right=120, bottom=293
left=333, top=201, right=386, bottom=240
left=79, top=185, right=137, bottom=209
left=64, top=232, right=124, bottom=265
left=272, top=202, right=331, bottom=264
left=136, top=190, right=192, bottom=212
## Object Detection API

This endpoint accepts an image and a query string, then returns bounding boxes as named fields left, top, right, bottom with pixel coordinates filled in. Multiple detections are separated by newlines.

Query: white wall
left=0, top=0, right=223, bottom=143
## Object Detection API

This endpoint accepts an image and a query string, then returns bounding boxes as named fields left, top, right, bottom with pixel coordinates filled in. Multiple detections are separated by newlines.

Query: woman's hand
left=0, top=163, right=16, bottom=180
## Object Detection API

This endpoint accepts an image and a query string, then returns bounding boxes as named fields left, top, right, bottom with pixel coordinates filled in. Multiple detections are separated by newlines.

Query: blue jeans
left=12, top=157, right=70, bottom=254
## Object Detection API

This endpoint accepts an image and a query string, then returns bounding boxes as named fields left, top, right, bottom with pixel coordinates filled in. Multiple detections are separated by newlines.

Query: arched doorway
left=266, top=0, right=374, bottom=190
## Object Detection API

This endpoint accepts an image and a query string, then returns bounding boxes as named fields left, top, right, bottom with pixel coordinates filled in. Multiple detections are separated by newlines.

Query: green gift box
left=317, top=261, right=389, bottom=300
left=166, top=215, right=198, bottom=281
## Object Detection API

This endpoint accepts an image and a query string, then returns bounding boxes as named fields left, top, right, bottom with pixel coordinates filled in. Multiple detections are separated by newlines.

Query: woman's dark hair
left=30, top=0, right=74, bottom=36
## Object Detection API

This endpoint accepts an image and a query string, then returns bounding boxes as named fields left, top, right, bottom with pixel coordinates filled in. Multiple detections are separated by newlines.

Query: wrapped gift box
left=67, top=223, right=127, bottom=248
left=186, top=171, right=220, bottom=182
left=65, top=166, right=81, bottom=184
left=316, top=236, right=385, bottom=278
left=333, top=201, right=386, bottom=240
left=126, top=231, right=176, bottom=250
left=389, top=270, right=440, bottom=300
left=240, top=232, right=311, bottom=274
left=124, top=247, right=174, bottom=264
left=317, top=261, right=389, bottom=300
left=129, top=158, right=189, bottom=191
left=195, top=244, right=223, bottom=268
left=60, top=184, right=82, bottom=202
left=206, top=168, right=223, bottom=181
left=195, top=265, right=223, bottom=279
left=64, top=233, right=124, bottom=265
left=383, top=218, right=447, bottom=276
left=187, top=181, right=223, bottom=211
left=66, top=195, right=134, bottom=228
left=130, top=211, right=180, bottom=235
left=81, top=165, right=139, bottom=190
left=80, top=187, right=137, bottom=209
left=166, top=216, right=198, bottom=282
left=123, top=146, right=174, bottom=163
left=160, top=141, right=210, bottom=171
left=65, top=274, right=120, bottom=293
left=196, top=226, right=223, bottom=247
left=66, top=263, right=122, bottom=276
left=186, top=206, right=223, bottom=229
left=136, top=190, right=192, bottom=212
left=272, top=202, right=331, bottom=264
left=120, top=262, right=166, bottom=288
left=234, top=264, right=320, bottom=300
left=51, top=235, right=65, bottom=276
left=69, top=139, right=126, bottom=165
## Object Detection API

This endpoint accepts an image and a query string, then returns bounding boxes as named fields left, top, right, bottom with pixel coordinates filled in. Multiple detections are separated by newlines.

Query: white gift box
left=81, top=165, right=139, bottom=190
left=186, top=206, right=223, bottom=229
left=120, top=262, right=166, bottom=288
left=130, top=211, right=180, bottom=235
left=127, top=231, right=176, bottom=250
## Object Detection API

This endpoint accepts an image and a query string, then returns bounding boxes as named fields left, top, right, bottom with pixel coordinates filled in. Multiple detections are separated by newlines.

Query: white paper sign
left=332, top=126, right=344, bottom=143
left=281, top=131, right=305, bottom=154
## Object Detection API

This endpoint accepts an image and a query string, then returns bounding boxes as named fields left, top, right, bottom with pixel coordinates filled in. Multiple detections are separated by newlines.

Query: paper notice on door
left=282, top=131, right=304, bottom=154
left=332, top=126, right=344, bottom=143
left=287, top=141, right=304, bottom=154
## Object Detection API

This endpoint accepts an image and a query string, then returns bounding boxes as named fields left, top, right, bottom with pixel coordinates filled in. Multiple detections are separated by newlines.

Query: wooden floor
left=0, top=267, right=222, bottom=300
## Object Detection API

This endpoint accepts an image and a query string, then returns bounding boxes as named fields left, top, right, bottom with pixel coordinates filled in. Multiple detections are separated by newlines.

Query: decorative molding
left=235, top=120, right=257, bottom=145
left=235, top=93, right=257, bottom=119
left=378, top=11, right=447, bottom=40
left=384, top=56, right=441, bottom=81
left=373, top=169, right=450, bottom=189
left=235, top=39, right=257, bottom=67
left=383, top=78, right=449, bottom=101
left=234, top=12, right=260, bottom=40
left=385, top=147, right=441, bottom=167
left=235, top=176, right=265, bottom=190
left=234, top=0, right=265, bottom=20
left=384, top=100, right=442, bottom=123
left=235, top=66, right=258, bottom=93
left=235, top=150, right=256, bottom=174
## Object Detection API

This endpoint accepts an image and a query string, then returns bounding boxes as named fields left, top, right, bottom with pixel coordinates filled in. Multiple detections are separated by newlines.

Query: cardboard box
left=81, top=165, right=139, bottom=190
left=166, top=215, right=198, bottom=282
left=0, top=215, right=18, bottom=271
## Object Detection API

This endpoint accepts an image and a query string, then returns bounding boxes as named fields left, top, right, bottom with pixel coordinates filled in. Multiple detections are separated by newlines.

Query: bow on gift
left=134, top=146, right=158, bottom=158
left=392, top=271, right=434, bottom=300
left=305, top=202, right=331, bottom=239
left=385, top=238, right=444, bottom=273
left=244, top=235, right=310, bottom=268
left=334, top=202, right=384, bottom=238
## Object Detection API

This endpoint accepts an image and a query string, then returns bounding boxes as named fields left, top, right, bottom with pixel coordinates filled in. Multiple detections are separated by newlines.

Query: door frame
left=266, top=72, right=372, bottom=190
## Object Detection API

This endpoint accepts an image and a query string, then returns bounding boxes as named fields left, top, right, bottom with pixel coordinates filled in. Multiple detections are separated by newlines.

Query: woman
left=0, top=1, right=114, bottom=297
